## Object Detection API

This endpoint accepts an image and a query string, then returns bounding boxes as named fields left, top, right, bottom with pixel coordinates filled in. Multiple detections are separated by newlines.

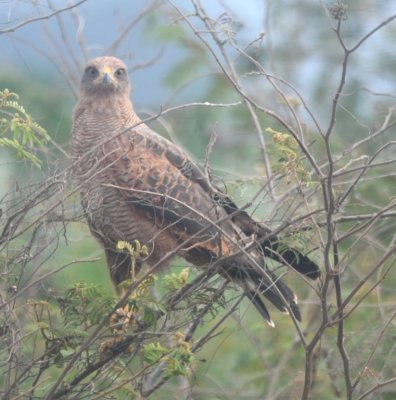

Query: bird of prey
left=71, top=56, right=320, bottom=327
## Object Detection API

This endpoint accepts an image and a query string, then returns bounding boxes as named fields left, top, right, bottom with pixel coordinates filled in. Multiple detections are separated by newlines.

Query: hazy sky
left=0, top=1, right=266, bottom=106
left=1, top=1, right=395, bottom=110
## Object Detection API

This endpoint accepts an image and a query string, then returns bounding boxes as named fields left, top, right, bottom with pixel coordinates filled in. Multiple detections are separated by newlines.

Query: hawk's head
left=80, top=56, right=130, bottom=97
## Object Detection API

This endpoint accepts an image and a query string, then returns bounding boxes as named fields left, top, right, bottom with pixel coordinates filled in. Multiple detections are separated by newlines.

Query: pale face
left=80, top=56, right=130, bottom=96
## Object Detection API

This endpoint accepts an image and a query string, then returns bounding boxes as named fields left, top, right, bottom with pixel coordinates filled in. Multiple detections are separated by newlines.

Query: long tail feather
left=261, top=240, right=320, bottom=280
left=228, top=262, right=301, bottom=324
left=244, top=289, right=275, bottom=327
left=258, top=269, right=301, bottom=321
left=217, top=195, right=321, bottom=279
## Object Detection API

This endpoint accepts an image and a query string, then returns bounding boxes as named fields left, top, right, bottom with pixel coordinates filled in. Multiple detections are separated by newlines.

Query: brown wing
left=104, top=124, right=238, bottom=262
left=72, top=55, right=319, bottom=325
left=130, top=126, right=320, bottom=279
left=103, top=123, right=320, bottom=279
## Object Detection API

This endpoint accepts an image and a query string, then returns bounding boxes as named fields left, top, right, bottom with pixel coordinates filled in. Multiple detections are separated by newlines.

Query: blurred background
left=1, top=1, right=396, bottom=399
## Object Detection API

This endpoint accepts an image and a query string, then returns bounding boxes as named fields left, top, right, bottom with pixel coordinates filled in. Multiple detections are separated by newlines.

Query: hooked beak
left=100, top=65, right=114, bottom=85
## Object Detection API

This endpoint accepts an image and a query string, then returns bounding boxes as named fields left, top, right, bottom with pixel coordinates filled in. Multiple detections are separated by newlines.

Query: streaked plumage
left=71, top=56, right=320, bottom=326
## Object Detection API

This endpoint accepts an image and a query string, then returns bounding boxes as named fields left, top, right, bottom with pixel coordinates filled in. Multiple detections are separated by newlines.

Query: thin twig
left=0, top=0, right=89, bottom=34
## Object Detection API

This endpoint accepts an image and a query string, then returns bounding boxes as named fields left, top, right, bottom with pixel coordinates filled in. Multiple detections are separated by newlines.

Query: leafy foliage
left=142, top=332, right=194, bottom=377
left=162, top=267, right=190, bottom=291
left=0, top=89, right=49, bottom=167
left=1, top=1, right=396, bottom=399
left=4, top=273, right=217, bottom=397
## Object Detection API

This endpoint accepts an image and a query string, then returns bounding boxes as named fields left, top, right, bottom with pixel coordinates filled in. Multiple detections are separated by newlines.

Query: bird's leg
left=104, top=248, right=137, bottom=289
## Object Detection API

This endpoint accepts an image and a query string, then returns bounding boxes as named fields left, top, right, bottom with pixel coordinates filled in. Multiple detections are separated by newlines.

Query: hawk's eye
left=115, top=68, right=126, bottom=77
left=85, top=66, right=98, bottom=77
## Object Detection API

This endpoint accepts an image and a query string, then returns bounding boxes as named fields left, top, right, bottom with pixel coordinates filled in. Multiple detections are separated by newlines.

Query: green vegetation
left=1, top=1, right=396, bottom=399
left=0, top=89, right=49, bottom=167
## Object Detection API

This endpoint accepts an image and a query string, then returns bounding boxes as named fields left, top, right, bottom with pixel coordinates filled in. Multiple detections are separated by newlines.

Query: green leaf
left=142, top=342, right=169, bottom=365
left=0, top=89, right=48, bottom=168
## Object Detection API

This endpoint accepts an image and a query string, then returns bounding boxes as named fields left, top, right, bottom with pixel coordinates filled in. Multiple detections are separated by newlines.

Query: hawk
left=71, top=56, right=320, bottom=326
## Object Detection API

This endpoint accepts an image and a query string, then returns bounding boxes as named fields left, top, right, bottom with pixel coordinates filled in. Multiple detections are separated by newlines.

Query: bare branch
left=0, top=0, right=89, bottom=34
